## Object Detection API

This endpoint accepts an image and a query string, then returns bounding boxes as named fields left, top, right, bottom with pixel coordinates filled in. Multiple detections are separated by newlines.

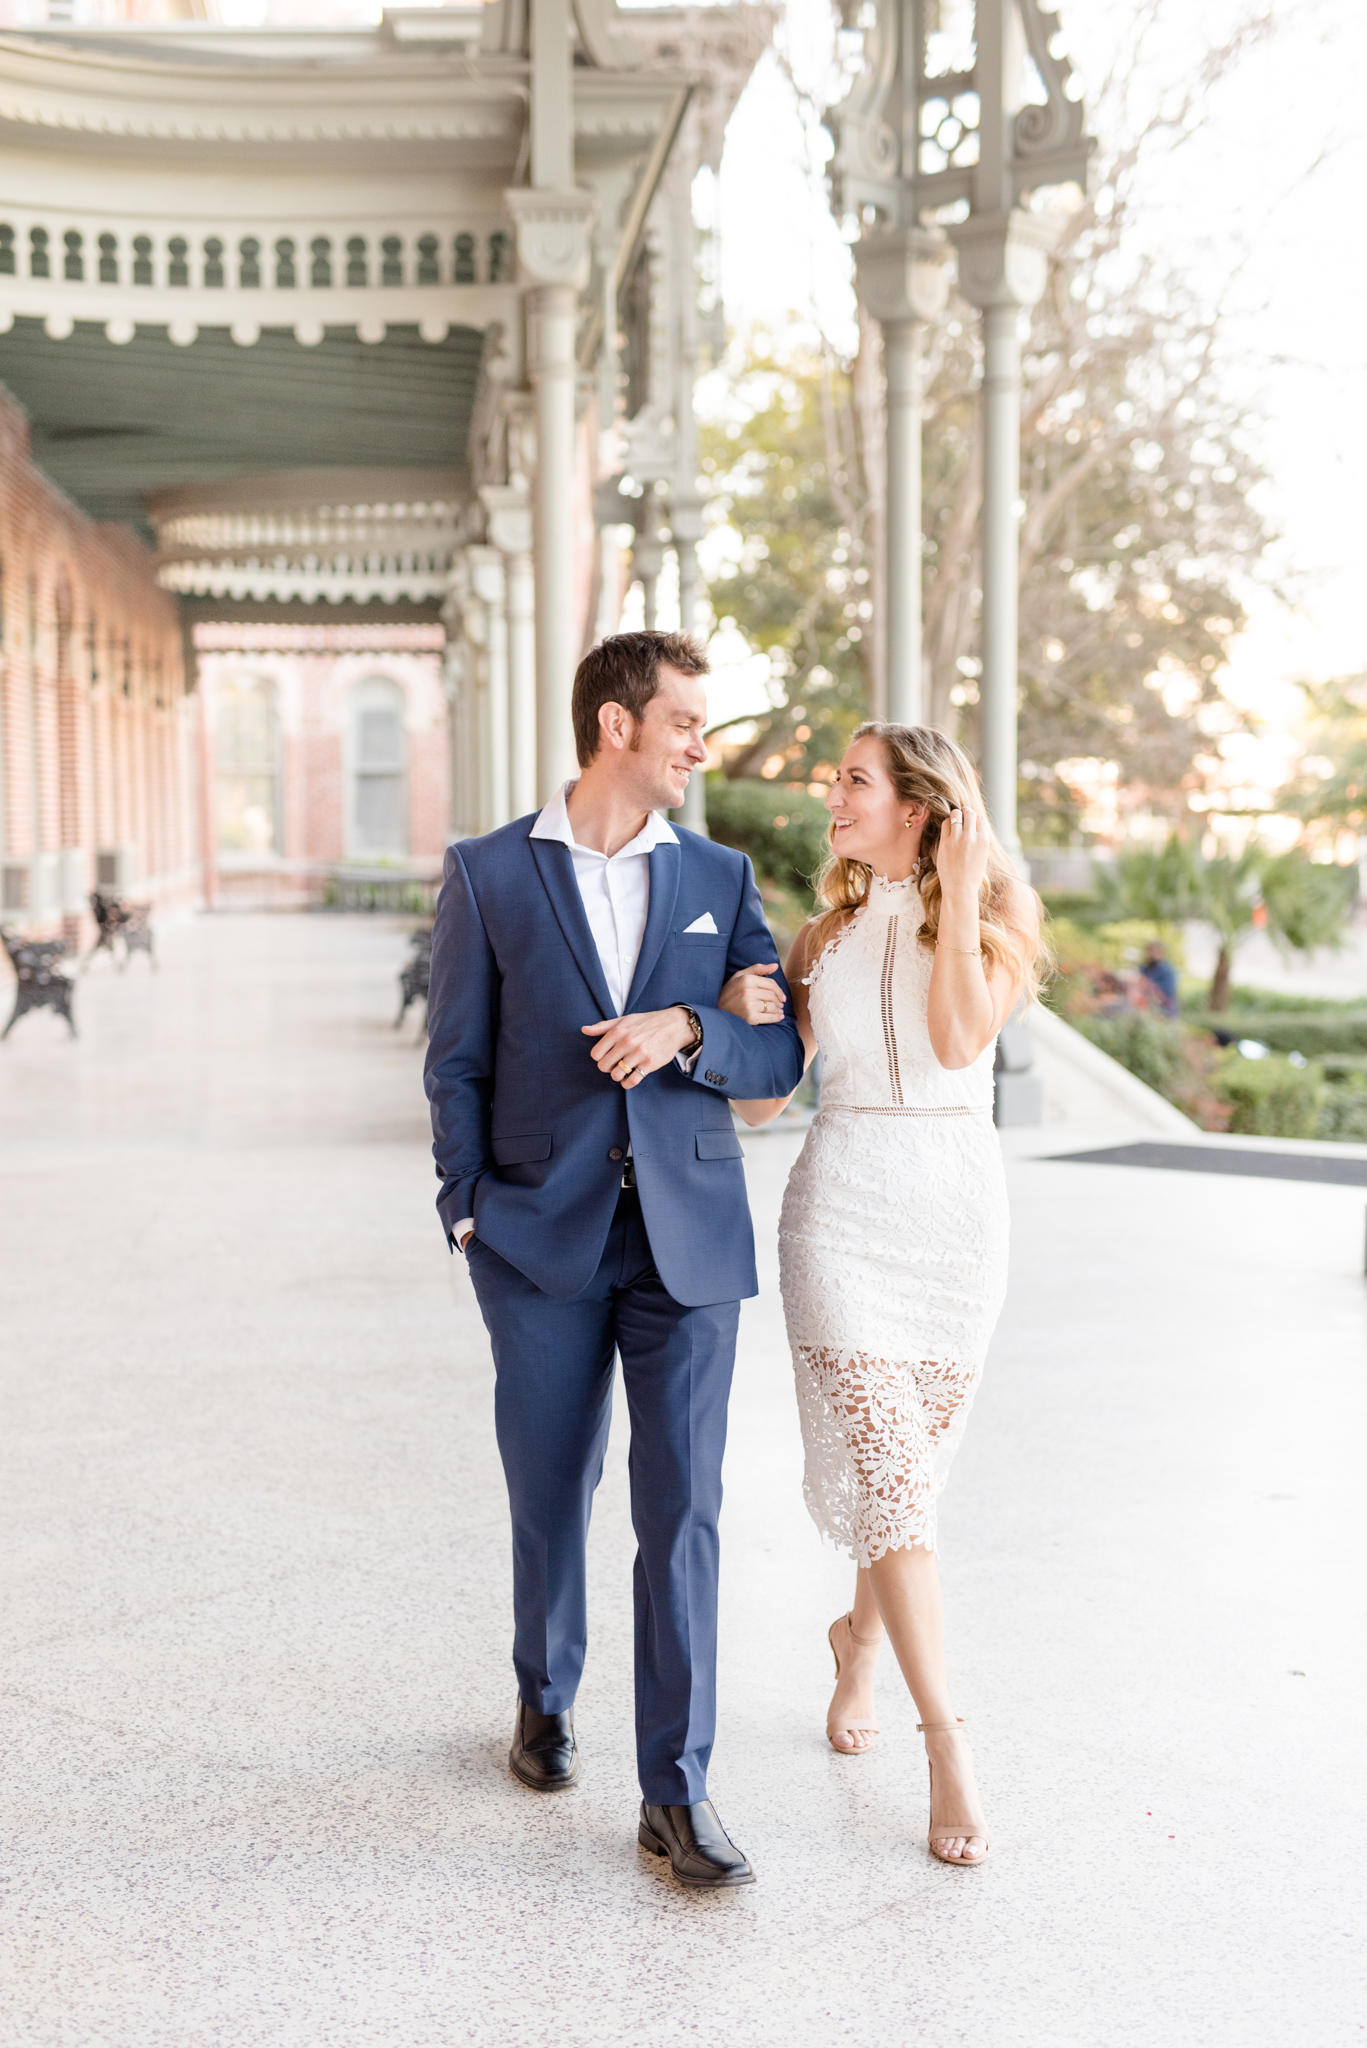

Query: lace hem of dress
left=793, top=1342, right=985, bottom=1564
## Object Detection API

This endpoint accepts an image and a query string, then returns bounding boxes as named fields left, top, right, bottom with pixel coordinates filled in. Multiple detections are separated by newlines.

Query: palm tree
left=1094, top=837, right=1355, bottom=1010
left=1197, top=846, right=1268, bottom=1012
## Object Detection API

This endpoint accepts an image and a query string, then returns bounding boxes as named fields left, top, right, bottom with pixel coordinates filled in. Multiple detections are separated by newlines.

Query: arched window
left=350, top=678, right=408, bottom=857
left=216, top=677, right=280, bottom=855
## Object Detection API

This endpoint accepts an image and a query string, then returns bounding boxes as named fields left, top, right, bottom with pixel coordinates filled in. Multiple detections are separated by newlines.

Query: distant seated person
left=1139, top=940, right=1179, bottom=1016
left=1092, top=968, right=1131, bottom=1018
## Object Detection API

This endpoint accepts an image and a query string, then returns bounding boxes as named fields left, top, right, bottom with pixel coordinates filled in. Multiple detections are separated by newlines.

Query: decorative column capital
left=949, top=208, right=1061, bottom=312
left=666, top=492, right=706, bottom=549
left=593, top=474, right=635, bottom=529
left=443, top=552, right=472, bottom=619
left=480, top=483, right=533, bottom=559
left=852, top=227, right=952, bottom=328
left=631, top=531, right=666, bottom=582
left=503, top=188, right=596, bottom=292
left=465, top=543, right=507, bottom=607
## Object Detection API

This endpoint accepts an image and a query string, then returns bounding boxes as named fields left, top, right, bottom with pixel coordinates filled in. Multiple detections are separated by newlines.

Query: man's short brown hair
left=572, top=630, right=709, bottom=768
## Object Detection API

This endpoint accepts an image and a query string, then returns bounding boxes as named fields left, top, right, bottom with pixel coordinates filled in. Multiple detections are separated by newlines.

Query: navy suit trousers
left=466, top=1189, right=740, bottom=1806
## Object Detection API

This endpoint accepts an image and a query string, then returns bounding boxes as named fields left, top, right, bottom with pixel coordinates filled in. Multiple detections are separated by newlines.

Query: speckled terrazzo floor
left=1, top=914, right=1363, bottom=2048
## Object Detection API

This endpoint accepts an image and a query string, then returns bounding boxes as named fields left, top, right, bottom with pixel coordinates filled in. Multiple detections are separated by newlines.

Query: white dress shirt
left=528, top=777, right=678, bottom=1013
left=453, top=782, right=696, bottom=1247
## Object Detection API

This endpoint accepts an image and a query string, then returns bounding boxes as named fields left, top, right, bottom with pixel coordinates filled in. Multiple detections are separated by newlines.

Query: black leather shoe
left=509, top=1700, right=579, bottom=1791
left=638, top=1800, right=755, bottom=1888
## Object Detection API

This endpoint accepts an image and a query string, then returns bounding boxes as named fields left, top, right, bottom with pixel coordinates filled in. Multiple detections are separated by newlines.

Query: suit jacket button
left=608, top=1147, right=624, bottom=1162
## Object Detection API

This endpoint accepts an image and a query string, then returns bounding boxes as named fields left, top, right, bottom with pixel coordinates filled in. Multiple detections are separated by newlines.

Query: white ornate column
left=632, top=505, right=665, bottom=631
left=448, top=560, right=495, bottom=835
left=952, top=214, right=1058, bottom=865
left=467, top=545, right=511, bottom=830
left=829, top=0, right=1092, bottom=860
left=591, top=176, right=631, bottom=648
left=442, top=569, right=477, bottom=840
left=506, top=188, right=596, bottom=802
left=482, top=483, right=537, bottom=818
left=853, top=229, right=950, bottom=730
left=669, top=493, right=709, bottom=836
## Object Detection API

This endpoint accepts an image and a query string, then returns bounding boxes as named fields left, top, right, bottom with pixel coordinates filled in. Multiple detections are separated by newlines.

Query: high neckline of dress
left=865, top=870, right=921, bottom=913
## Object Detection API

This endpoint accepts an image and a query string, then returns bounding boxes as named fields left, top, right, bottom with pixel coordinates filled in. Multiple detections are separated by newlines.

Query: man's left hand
left=582, top=1007, right=696, bottom=1090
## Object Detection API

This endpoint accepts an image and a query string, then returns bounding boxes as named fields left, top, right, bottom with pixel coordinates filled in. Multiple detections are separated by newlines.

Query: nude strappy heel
left=917, top=1718, right=989, bottom=1864
left=826, top=1613, right=880, bottom=1754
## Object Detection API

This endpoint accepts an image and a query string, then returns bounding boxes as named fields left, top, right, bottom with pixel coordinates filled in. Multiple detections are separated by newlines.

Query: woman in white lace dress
left=723, top=724, right=1045, bottom=1866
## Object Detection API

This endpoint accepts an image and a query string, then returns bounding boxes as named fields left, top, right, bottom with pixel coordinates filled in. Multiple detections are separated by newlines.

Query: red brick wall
left=0, top=390, right=193, bottom=946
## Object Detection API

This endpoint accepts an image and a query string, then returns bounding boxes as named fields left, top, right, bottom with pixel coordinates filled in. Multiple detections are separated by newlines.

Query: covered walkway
left=0, top=914, right=1361, bottom=2046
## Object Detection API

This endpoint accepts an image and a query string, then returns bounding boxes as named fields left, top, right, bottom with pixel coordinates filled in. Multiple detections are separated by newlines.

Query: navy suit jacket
left=423, top=814, right=805, bottom=1306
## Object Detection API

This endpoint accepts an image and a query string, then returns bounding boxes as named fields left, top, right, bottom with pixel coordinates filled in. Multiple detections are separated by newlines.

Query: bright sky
left=713, top=0, right=1367, bottom=781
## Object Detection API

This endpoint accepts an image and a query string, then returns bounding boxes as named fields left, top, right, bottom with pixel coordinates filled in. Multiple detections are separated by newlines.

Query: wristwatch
left=677, top=1004, right=704, bottom=1054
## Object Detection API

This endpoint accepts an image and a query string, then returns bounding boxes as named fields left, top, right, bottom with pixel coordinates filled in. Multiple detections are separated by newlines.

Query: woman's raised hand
left=935, top=806, right=991, bottom=898
left=718, top=960, right=786, bottom=1026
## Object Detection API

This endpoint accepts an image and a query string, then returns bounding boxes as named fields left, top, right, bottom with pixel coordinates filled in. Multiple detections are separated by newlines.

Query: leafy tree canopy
left=701, top=346, right=872, bottom=787
left=701, top=12, right=1279, bottom=844
left=1287, top=676, right=1367, bottom=832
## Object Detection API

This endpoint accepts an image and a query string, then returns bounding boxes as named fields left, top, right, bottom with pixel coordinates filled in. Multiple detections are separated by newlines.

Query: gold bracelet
left=943, top=945, right=982, bottom=956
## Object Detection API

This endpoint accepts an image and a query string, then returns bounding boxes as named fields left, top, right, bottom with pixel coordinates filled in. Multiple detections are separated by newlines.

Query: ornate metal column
left=507, top=0, right=595, bottom=802
left=443, top=565, right=480, bottom=840
left=852, top=234, right=950, bottom=725
left=953, top=214, right=1056, bottom=858
left=468, top=544, right=511, bottom=830
left=507, top=192, right=594, bottom=804
left=669, top=492, right=708, bottom=835
left=631, top=503, right=666, bottom=631
left=483, top=484, right=537, bottom=819
left=831, top=0, right=1092, bottom=856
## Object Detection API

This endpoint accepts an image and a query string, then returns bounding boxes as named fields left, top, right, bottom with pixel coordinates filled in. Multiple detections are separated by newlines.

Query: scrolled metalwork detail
left=1013, top=0, right=1088, bottom=164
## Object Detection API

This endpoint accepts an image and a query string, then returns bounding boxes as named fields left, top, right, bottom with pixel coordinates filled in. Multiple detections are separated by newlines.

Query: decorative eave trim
left=0, top=35, right=525, bottom=142
left=0, top=34, right=695, bottom=146
left=0, top=284, right=521, bottom=353
left=159, top=558, right=453, bottom=604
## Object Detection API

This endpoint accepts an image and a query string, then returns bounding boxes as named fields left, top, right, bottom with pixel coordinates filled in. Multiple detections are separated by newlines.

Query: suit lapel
left=529, top=836, right=614, bottom=1019
left=625, top=841, right=681, bottom=1013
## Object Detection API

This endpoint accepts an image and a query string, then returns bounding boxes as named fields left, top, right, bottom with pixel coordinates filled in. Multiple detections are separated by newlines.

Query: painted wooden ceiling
left=0, top=315, right=484, bottom=529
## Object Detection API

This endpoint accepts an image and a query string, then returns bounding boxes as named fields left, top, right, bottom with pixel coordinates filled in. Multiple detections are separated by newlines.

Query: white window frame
left=345, top=675, right=410, bottom=861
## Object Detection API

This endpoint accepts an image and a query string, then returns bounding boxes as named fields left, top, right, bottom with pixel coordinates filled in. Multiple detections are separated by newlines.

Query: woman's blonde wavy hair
left=809, top=722, right=1050, bottom=1006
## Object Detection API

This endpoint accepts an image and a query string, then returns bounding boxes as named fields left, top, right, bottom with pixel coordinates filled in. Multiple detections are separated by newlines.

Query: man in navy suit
left=424, top=631, right=804, bottom=1890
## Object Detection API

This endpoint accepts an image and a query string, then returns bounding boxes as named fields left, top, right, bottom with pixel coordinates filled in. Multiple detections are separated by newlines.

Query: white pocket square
left=683, top=912, right=719, bottom=935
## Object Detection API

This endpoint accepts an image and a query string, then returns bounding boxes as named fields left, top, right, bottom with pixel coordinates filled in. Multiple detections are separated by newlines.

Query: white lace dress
left=778, top=873, right=1009, bottom=1562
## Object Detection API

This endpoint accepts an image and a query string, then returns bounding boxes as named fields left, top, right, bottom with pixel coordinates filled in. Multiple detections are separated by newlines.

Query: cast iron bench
left=2, top=927, right=76, bottom=1038
left=396, top=925, right=434, bottom=1029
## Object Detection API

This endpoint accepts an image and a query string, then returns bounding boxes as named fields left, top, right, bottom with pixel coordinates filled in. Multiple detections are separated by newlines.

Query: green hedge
left=1320, top=1055, right=1367, bottom=1080
left=1221, top=984, right=1363, bottom=1015
left=1068, top=1012, right=1226, bottom=1126
left=703, top=776, right=830, bottom=898
left=1071, top=1012, right=1364, bottom=1141
left=1184, top=1011, right=1367, bottom=1056
left=1319, top=1077, right=1367, bottom=1143
left=1072, top=1012, right=1194, bottom=1098
left=1216, top=1052, right=1324, bottom=1139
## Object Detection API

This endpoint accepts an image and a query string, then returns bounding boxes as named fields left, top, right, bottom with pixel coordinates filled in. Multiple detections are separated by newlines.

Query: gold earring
left=904, top=816, right=915, bottom=829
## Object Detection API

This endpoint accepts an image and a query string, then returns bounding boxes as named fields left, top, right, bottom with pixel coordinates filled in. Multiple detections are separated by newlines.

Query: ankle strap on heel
left=845, top=1613, right=882, bottom=1647
left=916, top=1717, right=966, bottom=1732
